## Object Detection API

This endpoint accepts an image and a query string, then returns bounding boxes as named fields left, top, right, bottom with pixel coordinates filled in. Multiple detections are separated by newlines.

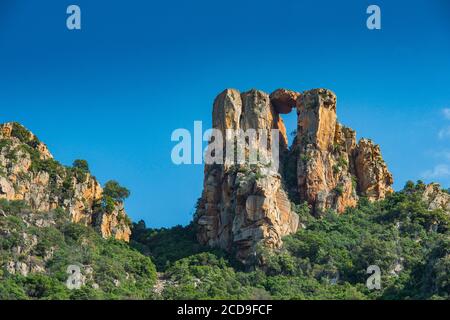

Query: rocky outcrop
left=0, top=122, right=131, bottom=241
left=270, top=89, right=300, bottom=114
left=295, top=89, right=393, bottom=215
left=422, top=183, right=450, bottom=212
left=196, top=89, right=299, bottom=265
left=96, top=202, right=131, bottom=241
left=196, top=87, right=394, bottom=263
left=354, top=138, right=394, bottom=201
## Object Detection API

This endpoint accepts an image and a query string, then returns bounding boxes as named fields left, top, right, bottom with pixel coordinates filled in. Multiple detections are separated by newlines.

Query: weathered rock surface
left=422, top=183, right=450, bottom=212
left=354, top=138, right=394, bottom=201
left=196, top=89, right=299, bottom=265
left=196, top=87, right=394, bottom=263
left=0, top=122, right=131, bottom=241
left=269, top=89, right=300, bottom=114
left=295, top=89, right=393, bottom=216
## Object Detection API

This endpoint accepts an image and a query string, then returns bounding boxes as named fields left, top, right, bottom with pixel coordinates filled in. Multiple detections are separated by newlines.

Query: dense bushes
left=72, top=160, right=90, bottom=173
left=102, top=180, right=130, bottom=213
left=0, top=201, right=157, bottom=300
left=11, top=123, right=32, bottom=143
left=10, top=123, right=41, bottom=149
left=0, top=199, right=29, bottom=215
left=256, top=184, right=449, bottom=300
left=131, top=221, right=212, bottom=271
left=103, top=181, right=130, bottom=202
left=131, top=182, right=449, bottom=300
left=162, top=253, right=255, bottom=300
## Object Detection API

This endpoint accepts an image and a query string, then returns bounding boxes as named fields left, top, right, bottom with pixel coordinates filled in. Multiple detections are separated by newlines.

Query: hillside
left=0, top=200, right=157, bottom=299
left=132, top=182, right=449, bottom=300
left=1, top=180, right=448, bottom=300
left=0, top=123, right=157, bottom=299
left=0, top=122, right=131, bottom=241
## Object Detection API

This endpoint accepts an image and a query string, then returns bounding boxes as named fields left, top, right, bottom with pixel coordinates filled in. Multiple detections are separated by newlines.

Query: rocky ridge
left=294, top=88, right=393, bottom=215
left=0, top=122, right=131, bottom=241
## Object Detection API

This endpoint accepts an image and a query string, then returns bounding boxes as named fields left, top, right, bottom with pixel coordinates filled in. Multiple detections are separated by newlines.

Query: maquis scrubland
left=0, top=88, right=449, bottom=300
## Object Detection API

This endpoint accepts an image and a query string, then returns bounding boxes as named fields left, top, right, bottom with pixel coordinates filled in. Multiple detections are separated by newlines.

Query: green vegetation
left=103, top=180, right=130, bottom=202
left=1, top=128, right=448, bottom=301
left=71, top=160, right=90, bottom=182
left=0, top=199, right=29, bottom=215
left=0, top=139, right=12, bottom=151
left=11, top=123, right=40, bottom=148
left=0, top=200, right=157, bottom=300
left=161, top=253, right=256, bottom=300
left=333, top=157, right=349, bottom=174
left=337, top=156, right=348, bottom=168
left=131, top=221, right=213, bottom=271
left=351, top=175, right=358, bottom=190
left=72, top=160, right=90, bottom=173
left=334, top=184, right=344, bottom=196
left=131, top=182, right=449, bottom=300
left=11, top=123, right=32, bottom=143
left=300, top=153, right=311, bottom=164
left=100, top=180, right=130, bottom=213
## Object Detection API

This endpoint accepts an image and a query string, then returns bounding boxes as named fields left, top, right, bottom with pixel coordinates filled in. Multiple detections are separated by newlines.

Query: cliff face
left=295, top=89, right=393, bottom=216
left=196, top=88, right=394, bottom=264
left=422, top=183, right=450, bottom=212
left=196, top=89, right=299, bottom=265
left=0, top=123, right=131, bottom=241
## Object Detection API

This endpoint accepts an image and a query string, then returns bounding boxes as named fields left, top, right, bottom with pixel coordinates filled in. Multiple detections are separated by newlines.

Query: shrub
left=300, top=154, right=311, bottom=164
left=102, top=196, right=116, bottom=213
left=131, top=222, right=208, bottom=271
left=0, top=139, right=12, bottom=151
left=334, top=184, right=344, bottom=196
left=11, top=123, right=31, bottom=143
left=0, top=199, right=29, bottom=215
left=103, top=181, right=130, bottom=202
left=10, top=123, right=40, bottom=148
left=72, top=160, right=90, bottom=173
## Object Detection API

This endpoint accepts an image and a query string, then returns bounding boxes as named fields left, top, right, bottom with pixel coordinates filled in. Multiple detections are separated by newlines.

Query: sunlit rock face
left=195, top=88, right=394, bottom=264
left=195, top=89, right=298, bottom=265
left=0, top=122, right=131, bottom=242
left=295, top=89, right=393, bottom=216
left=421, top=183, right=450, bottom=212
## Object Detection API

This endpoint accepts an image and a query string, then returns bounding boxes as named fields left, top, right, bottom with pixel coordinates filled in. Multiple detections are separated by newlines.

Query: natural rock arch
left=195, top=87, right=394, bottom=264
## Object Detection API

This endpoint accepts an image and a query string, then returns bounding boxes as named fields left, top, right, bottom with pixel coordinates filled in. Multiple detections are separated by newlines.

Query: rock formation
left=269, top=89, right=300, bottom=114
left=421, top=183, right=450, bottom=212
left=295, top=89, right=393, bottom=216
left=196, top=89, right=299, bottom=265
left=0, top=122, right=131, bottom=241
left=196, top=87, right=394, bottom=264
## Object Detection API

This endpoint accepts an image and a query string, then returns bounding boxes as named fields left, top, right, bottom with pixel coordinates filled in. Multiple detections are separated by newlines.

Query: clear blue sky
left=1, top=0, right=449, bottom=227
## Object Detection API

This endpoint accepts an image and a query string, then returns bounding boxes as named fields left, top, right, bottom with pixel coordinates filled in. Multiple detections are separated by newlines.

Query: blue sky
left=1, top=0, right=449, bottom=227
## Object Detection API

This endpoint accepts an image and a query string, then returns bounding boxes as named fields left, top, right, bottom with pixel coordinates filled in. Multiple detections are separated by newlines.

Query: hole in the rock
left=281, top=109, right=297, bottom=148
